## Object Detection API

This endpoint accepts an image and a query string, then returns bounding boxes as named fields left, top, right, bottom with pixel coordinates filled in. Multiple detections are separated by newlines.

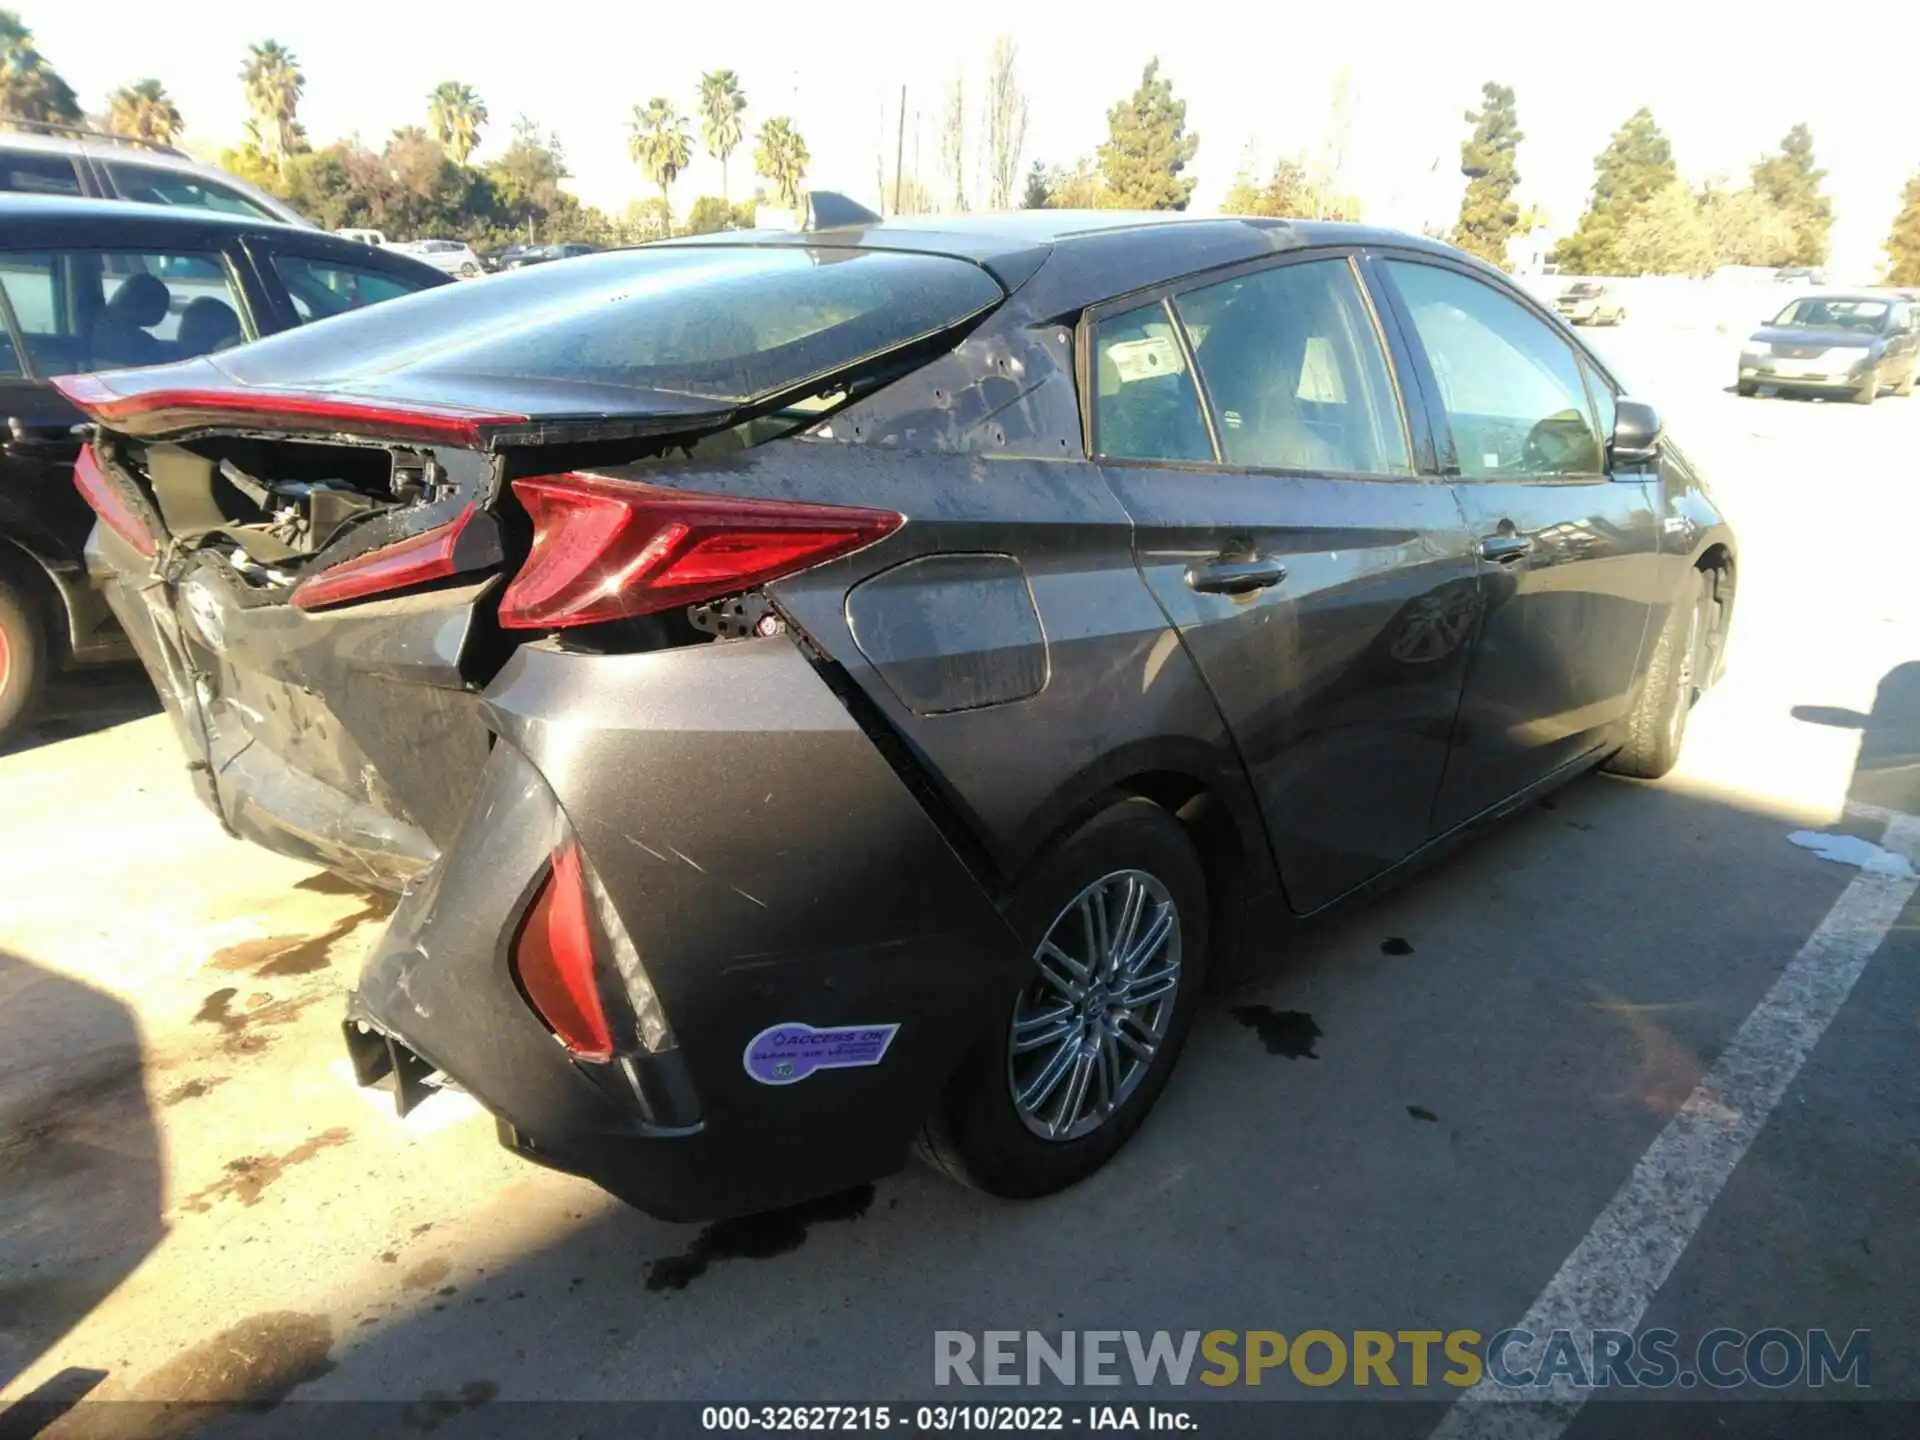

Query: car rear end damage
left=60, top=239, right=1061, bottom=1215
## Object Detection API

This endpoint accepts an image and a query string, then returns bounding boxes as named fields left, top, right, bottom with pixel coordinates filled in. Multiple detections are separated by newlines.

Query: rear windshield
left=216, top=245, right=1005, bottom=406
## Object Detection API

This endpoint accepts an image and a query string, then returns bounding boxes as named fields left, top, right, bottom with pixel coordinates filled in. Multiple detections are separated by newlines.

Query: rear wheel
left=918, top=798, right=1208, bottom=1199
left=0, top=572, right=46, bottom=745
left=1605, top=570, right=1709, bottom=781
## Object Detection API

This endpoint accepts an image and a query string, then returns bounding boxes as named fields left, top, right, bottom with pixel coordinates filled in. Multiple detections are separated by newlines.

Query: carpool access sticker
left=743, top=1022, right=900, bottom=1085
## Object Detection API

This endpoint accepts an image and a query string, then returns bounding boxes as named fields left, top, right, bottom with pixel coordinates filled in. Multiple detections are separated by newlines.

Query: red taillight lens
left=511, top=843, right=614, bottom=1062
left=498, top=473, right=902, bottom=630
left=73, top=444, right=157, bottom=558
left=290, top=506, right=475, bottom=611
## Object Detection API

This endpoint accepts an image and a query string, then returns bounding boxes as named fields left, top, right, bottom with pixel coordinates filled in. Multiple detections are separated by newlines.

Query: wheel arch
left=0, top=535, right=68, bottom=662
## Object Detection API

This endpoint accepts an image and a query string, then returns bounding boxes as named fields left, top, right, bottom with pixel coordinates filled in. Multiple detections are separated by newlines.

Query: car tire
left=1854, top=369, right=1879, bottom=405
left=459, top=262, right=480, bottom=278
left=1605, top=569, right=1708, bottom=782
left=1895, top=366, right=1915, bottom=398
left=1736, top=378, right=1757, bottom=397
left=917, top=797, right=1209, bottom=1200
left=0, top=571, right=46, bottom=746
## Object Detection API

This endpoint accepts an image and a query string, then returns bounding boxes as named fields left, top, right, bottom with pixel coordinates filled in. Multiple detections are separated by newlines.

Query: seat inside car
left=92, top=272, right=171, bottom=367
left=176, top=296, right=243, bottom=356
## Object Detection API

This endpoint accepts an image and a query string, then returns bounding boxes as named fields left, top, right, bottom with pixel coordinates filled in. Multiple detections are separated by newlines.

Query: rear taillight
left=290, top=506, right=475, bottom=611
left=511, top=843, right=614, bottom=1062
left=497, top=472, right=902, bottom=630
left=73, top=444, right=157, bottom=558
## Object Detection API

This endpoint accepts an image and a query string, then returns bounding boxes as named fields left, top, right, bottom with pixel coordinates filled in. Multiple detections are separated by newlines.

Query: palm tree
left=106, top=79, right=184, bottom=147
left=754, top=116, right=810, bottom=212
left=239, top=40, right=304, bottom=163
left=0, top=9, right=80, bottom=122
left=627, top=98, right=691, bottom=233
left=427, top=81, right=487, bottom=165
left=697, top=69, right=747, bottom=203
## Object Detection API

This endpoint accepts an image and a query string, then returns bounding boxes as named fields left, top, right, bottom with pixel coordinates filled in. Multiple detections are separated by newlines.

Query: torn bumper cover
left=346, top=637, right=1027, bottom=1222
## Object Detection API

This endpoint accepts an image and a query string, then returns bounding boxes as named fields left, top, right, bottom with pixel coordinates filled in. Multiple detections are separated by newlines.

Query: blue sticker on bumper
left=743, top=1022, right=900, bottom=1085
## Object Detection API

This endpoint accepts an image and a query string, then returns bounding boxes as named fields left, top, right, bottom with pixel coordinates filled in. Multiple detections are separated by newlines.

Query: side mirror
left=1610, top=398, right=1662, bottom=469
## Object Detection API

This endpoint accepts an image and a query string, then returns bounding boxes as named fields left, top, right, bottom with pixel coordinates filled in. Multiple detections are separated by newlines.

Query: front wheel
left=918, top=798, right=1208, bottom=1199
left=1895, top=365, right=1915, bottom=398
left=1736, top=378, right=1757, bottom=397
left=1854, top=369, right=1880, bottom=405
left=459, top=262, right=481, bottom=278
left=0, top=572, right=46, bottom=746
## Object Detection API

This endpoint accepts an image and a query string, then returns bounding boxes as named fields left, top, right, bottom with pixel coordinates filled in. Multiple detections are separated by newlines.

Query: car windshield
left=1768, top=298, right=1889, bottom=331
left=213, top=244, right=1005, bottom=406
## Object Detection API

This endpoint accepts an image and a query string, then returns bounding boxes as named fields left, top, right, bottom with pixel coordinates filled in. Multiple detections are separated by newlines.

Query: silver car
left=0, top=120, right=306, bottom=227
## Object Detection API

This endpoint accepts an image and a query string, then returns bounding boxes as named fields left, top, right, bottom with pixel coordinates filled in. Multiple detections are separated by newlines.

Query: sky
left=30, top=0, right=1920, bottom=277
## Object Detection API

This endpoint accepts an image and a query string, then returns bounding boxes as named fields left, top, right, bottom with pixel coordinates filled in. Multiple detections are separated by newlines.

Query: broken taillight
left=73, top=444, right=157, bottom=557
left=497, top=472, right=902, bottom=629
left=511, top=843, right=615, bottom=1062
left=289, top=506, right=476, bottom=611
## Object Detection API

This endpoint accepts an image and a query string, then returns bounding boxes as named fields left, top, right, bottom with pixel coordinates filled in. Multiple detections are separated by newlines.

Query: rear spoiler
left=52, top=372, right=740, bottom=451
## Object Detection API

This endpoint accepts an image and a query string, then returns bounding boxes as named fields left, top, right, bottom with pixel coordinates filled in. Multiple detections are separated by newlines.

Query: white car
left=334, top=228, right=388, bottom=248
left=393, top=238, right=484, bottom=279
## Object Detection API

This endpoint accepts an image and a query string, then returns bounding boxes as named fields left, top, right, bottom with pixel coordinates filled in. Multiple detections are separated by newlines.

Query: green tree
left=1451, top=82, right=1523, bottom=266
left=1696, top=180, right=1797, bottom=268
left=485, top=116, right=574, bottom=238
left=629, top=98, right=692, bottom=231
left=427, top=82, right=487, bottom=165
left=697, top=69, right=747, bottom=203
left=1552, top=107, right=1677, bottom=274
left=1021, top=160, right=1050, bottom=209
left=685, top=193, right=757, bottom=234
left=1097, top=59, right=1198, bottom=210
left=106, top=79, right=184, bottom=147
left=1886, top=173, right=1920, bottom=286
left=240, top=40, right=305, bottom=164
left=0, top=10, right=79, bottom=122
left=1222, top=155, right=1315, bottom=218
left=1616, top=179, right=1715, bottom=276
left=1750, top=123, right=1832, bottom=267
left=754, top=115, right=810, bottom=211
left=1044, top=157, right=1106, bottom=209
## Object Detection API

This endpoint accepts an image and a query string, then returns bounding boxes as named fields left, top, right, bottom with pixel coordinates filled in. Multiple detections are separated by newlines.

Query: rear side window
left=271, top=253, right=436, bottom=323
left=1175, top=259, right=1409, bottom=475
left=1387, top=260, right=1602, bottom=478
left=214, top=246, right=1006, bottom=405
left=1091, top=300, right=1211, bottom=463
left=104, top=161, right=278, bottom=221
left=0, top=149, right=83, bottom=195
left=0, top=249, right=250, bottom=376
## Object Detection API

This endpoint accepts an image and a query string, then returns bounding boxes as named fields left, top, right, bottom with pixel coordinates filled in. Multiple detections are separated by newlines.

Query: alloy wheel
left=1007, top=869, right=1182, bottom=1142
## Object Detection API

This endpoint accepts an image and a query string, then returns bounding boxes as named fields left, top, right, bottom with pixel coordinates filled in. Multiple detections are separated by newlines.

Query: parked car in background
left=1737, top=292, right=1918, bottom=402
left=0, top=120, right=307, bottom=228
left=65, top=207, right=1735, bottom=1220
left=335, top=228, right=388, bottom=248
left=0, top=196, right=448, bottom=742
left=487, top=242, right=599, bottom=272
left=1773, top=266, right=1824, bottom=286
left=390, top=238, right=485, bottom=279
left=1553, top=280, right=1626, bottom=326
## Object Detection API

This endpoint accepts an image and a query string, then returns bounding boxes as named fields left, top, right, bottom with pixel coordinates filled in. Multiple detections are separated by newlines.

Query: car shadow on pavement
left=2, top=669, right=159, bottom=759
left=0, top=950, right=164, bottom=1401
left=1793, top=660, right=1920, bottom=819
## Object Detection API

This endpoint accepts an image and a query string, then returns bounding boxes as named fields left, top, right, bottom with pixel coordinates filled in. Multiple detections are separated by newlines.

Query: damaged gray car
left=62, top=207, right=1737, bottom=1220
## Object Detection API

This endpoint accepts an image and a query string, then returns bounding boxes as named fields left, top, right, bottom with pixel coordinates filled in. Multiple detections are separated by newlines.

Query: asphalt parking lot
left=2, top=315, right=1917, bottom=1437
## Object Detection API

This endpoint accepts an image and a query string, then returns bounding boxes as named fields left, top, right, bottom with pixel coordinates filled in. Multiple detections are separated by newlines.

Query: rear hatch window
left=212, top=244, right=1005, bottom=409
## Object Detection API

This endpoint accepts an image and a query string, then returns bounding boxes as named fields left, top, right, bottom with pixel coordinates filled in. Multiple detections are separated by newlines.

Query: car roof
left=661, top=211, right=1466, bottom=314
left=0, top=193, right=449, bottom=278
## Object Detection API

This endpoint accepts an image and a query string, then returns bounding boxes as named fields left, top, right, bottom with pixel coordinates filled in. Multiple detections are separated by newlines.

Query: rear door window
left=0, top=249, right=251, bottom=376
left=1386, top=260, right=1602, bottom=478
left=1174, top=258, right=1410, bottom=474
left=270, top=252, right=439, bottom=323
left=0, top=149, right=84, bottom=195
left=103, top=161, right=279, bottom=221
left=1090, top=299, right=1212, bottom=464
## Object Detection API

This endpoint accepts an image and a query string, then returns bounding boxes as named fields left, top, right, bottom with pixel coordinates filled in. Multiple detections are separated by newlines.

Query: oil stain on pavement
left=1230, top=1005, right=1323, bottom=1059
left=645, top=1184, right=876, bottom=1292
left=179, top=1128, right=351, bottom=1213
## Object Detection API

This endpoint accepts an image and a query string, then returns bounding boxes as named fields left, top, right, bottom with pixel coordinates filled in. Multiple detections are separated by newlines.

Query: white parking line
left=1432, top=809, right=1920, bottom=1440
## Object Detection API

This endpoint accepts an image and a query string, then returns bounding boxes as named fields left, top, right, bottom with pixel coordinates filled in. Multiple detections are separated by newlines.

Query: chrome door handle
left=1479, top=534, right=1534, bottom=563
left=1184, top=556, right=1288, bottom=595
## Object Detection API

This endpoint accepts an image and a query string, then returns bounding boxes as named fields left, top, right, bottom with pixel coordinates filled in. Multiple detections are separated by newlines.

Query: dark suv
left=0, top=195, right=448, bottom=741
